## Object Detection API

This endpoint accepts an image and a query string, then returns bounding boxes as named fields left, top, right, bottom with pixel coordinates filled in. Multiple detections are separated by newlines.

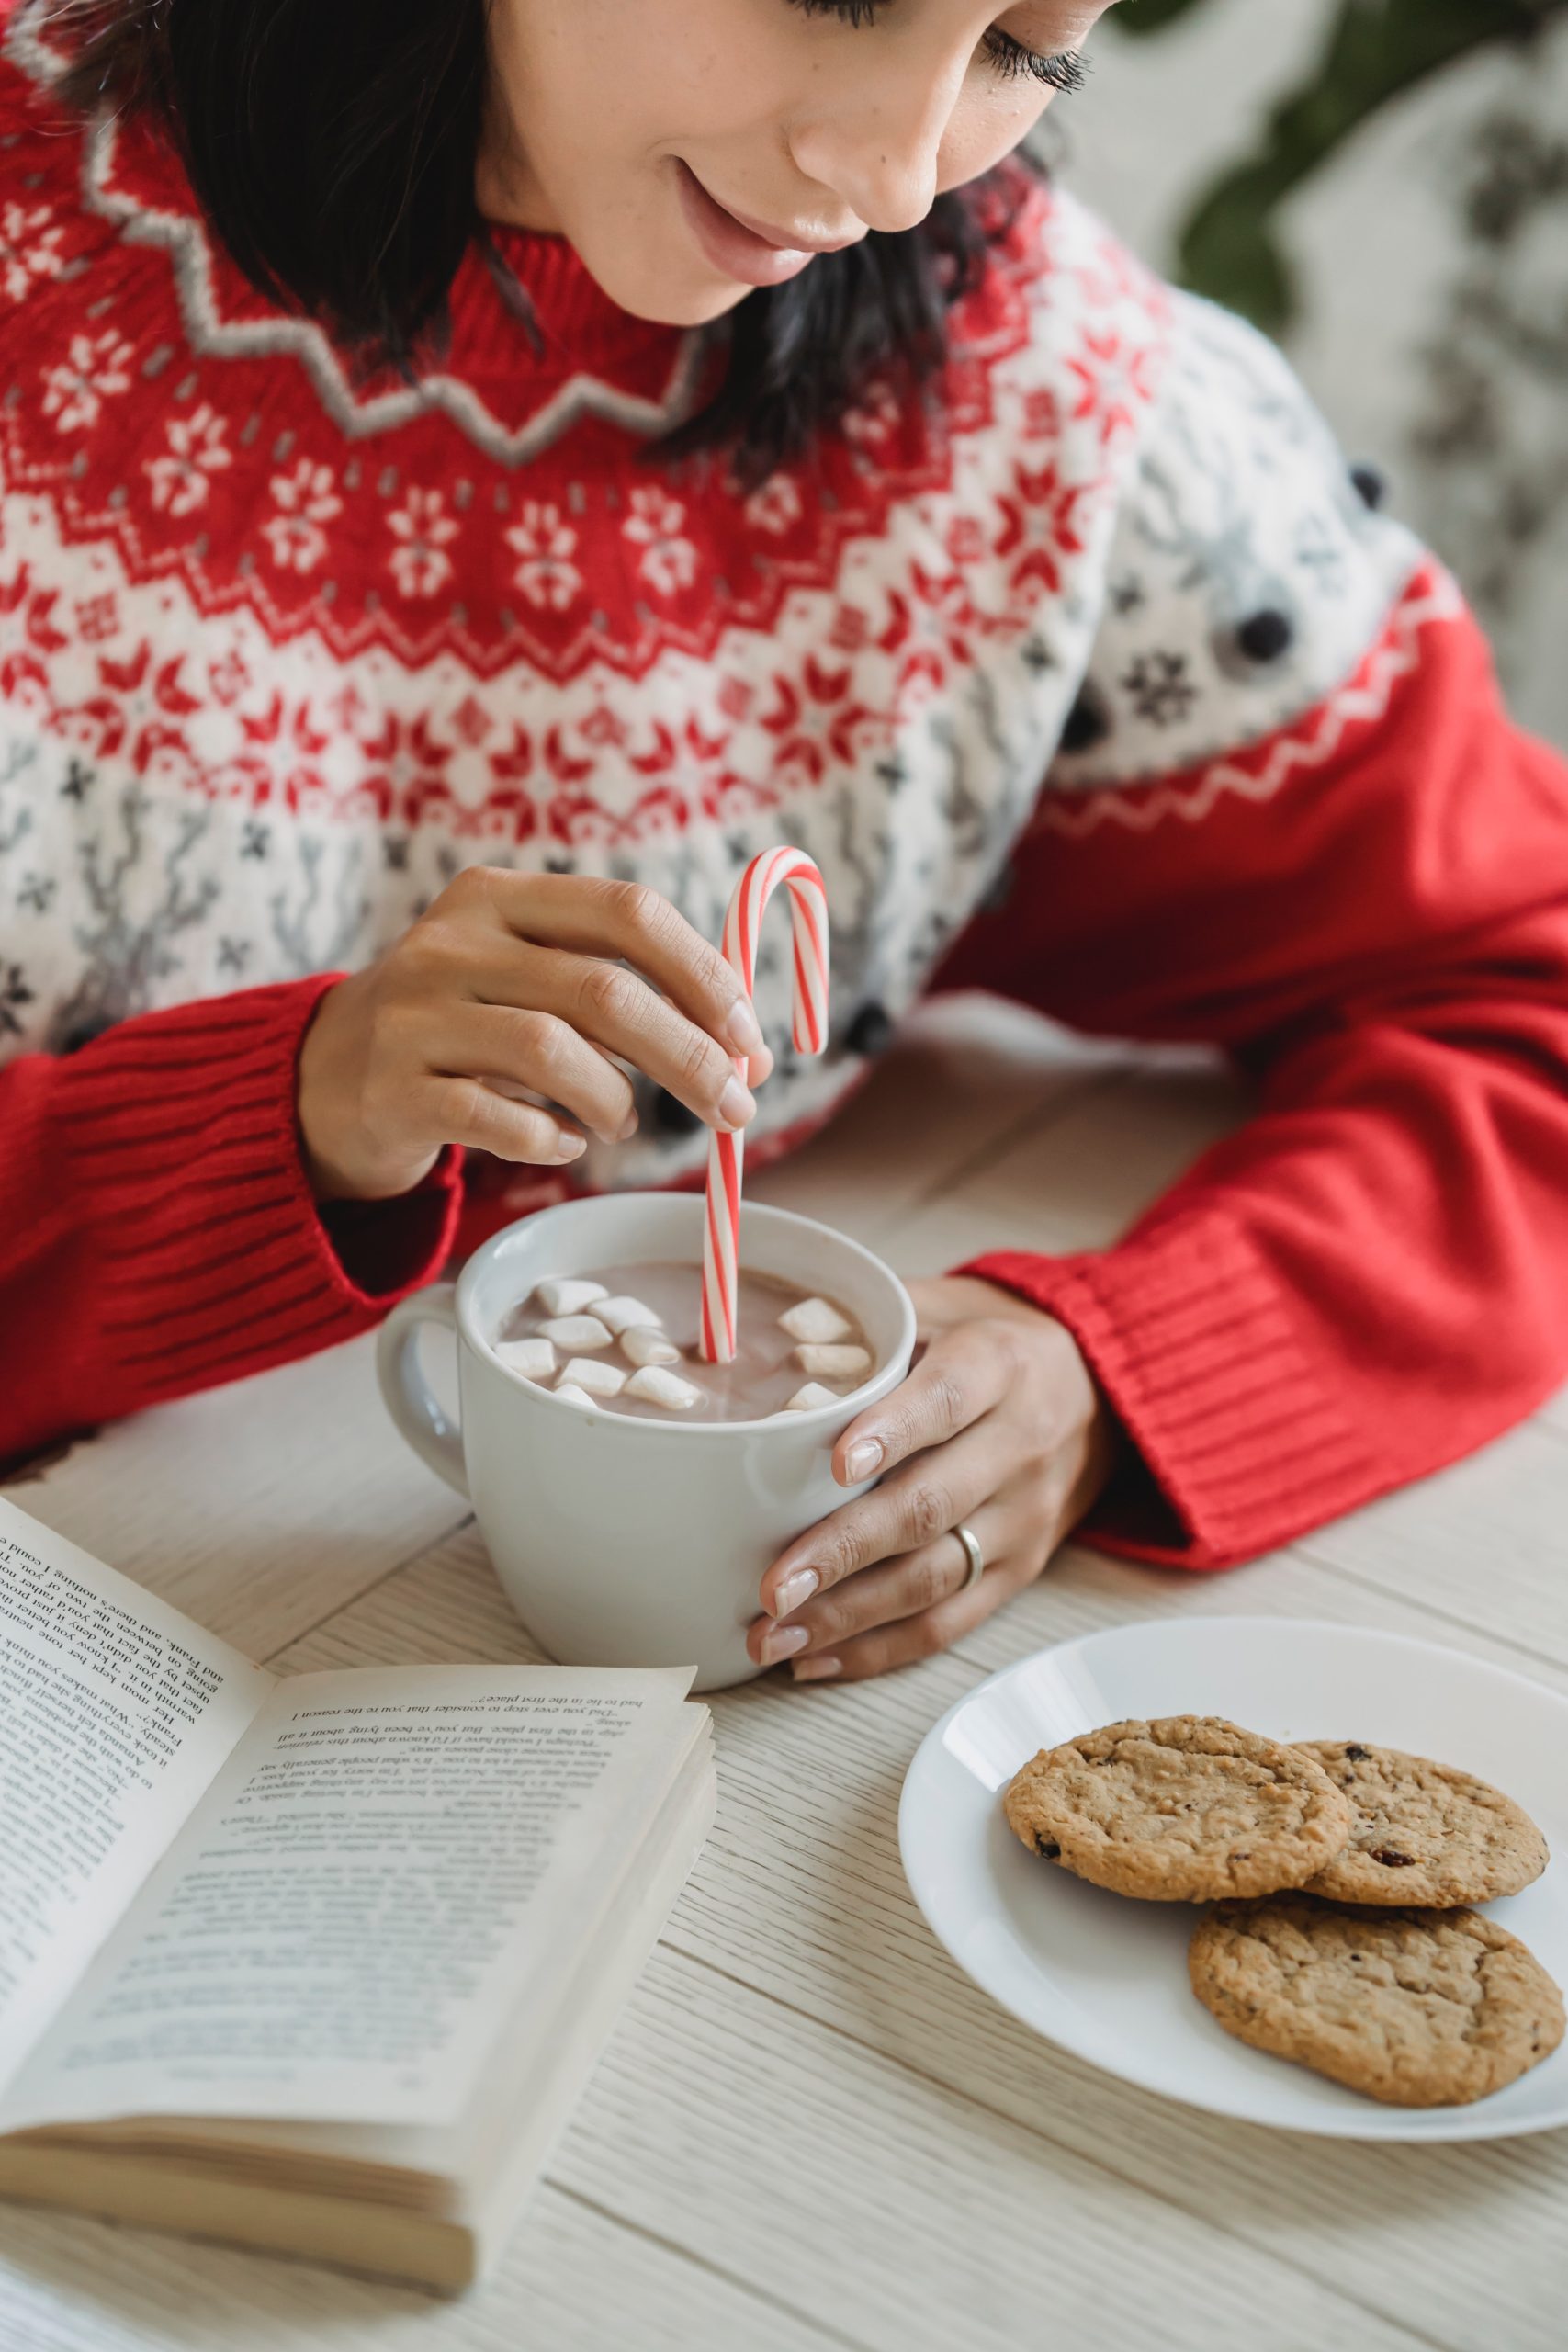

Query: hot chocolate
left=492, top=1262, right=876, bottom=1423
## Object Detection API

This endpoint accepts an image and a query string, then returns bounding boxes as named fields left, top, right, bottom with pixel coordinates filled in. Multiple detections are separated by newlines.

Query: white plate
left=898, top=1617, right=1568, bottom=2140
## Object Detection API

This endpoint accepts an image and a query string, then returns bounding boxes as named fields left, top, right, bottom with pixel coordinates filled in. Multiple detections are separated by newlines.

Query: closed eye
left=785, top=5, right=1091, bottom=97
left=982, top=30, right=1089, bottom=94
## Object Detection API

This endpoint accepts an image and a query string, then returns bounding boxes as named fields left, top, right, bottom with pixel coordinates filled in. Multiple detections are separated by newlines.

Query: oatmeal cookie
left=1189, top=1895, right=1565, bottom=2106
left=1297, top=1740, right=1548, bottom=1906
left=1002, top=1716, right=1353, bottom=1903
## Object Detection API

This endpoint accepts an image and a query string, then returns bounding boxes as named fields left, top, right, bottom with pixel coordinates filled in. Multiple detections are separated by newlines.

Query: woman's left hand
left=749, top=1279, right=1116, bottom=1684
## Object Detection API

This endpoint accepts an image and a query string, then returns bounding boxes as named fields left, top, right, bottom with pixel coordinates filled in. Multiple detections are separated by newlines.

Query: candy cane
left=700, top=847, right=829, bottom=1363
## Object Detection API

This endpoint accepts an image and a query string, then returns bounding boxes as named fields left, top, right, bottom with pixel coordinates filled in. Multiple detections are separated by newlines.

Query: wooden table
left=5, top=995, right=1566, bottom=2352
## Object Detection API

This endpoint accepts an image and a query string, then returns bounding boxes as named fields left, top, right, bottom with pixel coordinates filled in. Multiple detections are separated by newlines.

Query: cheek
left=496, top=0, right=691, bottom=188
left=505, top=0, right=772, bottom=162
left=938, top=84, right=1052, bottom=194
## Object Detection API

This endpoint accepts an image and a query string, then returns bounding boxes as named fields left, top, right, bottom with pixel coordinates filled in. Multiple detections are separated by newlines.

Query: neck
left=474, top=82, right=559, bottom=234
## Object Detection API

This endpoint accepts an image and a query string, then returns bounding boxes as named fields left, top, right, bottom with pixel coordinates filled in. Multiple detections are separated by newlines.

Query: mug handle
left=377, top=1284, right=471, bottom=1498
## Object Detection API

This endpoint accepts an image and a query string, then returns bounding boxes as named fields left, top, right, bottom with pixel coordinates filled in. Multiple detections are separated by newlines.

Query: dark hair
left=50, top=0, right=1029, bottom=480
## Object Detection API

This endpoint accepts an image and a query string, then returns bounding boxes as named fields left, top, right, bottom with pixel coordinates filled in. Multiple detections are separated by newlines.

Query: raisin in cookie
left=1190, top=1895, right=1565, bottom=2106
left=1002, top=1716, right=1354, bottom=1903
left=1297, top=1740, right=1549, bottom=1907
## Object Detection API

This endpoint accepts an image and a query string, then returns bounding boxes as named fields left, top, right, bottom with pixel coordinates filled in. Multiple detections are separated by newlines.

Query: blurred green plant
left=1116, top=0, right=1568, bottom=332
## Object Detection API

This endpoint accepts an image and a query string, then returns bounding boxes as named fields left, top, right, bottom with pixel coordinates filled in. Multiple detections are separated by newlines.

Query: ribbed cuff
left=54, top=978, right=463, bottom=1409
left=961, top=1210, right=1378, bottom=1570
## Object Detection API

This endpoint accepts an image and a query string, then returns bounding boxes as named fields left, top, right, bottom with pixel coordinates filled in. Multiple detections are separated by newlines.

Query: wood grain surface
left=6, top=997, right=1564, bottom=2352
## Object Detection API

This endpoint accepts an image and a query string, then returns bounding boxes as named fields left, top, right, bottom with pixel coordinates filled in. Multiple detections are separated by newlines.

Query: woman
left=3, top=0, right=1566, bottom=1681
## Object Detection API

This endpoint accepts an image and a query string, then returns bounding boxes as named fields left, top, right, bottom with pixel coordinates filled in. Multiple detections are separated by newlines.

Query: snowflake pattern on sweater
left=1046, top=291, right=1425, bottom=803
left=1, top=0, right=1425, bottom=1204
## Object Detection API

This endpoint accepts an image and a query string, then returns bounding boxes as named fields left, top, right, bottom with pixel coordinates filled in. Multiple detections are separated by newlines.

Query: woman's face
left=479, top=0, right=1114, bottom=324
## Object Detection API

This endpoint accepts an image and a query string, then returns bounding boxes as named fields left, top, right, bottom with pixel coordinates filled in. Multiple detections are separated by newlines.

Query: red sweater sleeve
left=0, top=977, right=463, bottom=1465
left=940, top=586, right=1568, bottom=1569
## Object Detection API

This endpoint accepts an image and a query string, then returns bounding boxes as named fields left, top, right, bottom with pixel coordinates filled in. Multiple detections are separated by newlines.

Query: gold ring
left=953, top=1523, right=985, bottom=1593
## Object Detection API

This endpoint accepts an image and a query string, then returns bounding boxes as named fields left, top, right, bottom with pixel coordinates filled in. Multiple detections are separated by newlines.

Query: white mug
left=378, top=1193, right=917, bottom=1691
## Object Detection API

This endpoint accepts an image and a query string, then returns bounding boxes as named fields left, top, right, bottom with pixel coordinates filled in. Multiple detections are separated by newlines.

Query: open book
left=0, top=1498, right=715, bottom=2292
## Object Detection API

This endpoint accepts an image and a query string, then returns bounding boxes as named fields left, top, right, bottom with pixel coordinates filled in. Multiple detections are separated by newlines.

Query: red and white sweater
left=4, top=1, right=1568, bottom=1566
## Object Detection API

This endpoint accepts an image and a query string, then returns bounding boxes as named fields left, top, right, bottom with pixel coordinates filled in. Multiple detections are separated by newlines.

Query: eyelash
left=984, top=30, right=1088, bottom=94
left=786, top=3, right=1089, bottom=97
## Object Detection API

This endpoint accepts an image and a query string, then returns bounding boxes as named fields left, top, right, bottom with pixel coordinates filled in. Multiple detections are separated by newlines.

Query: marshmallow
left=795, top=1343, right=874, bottom=1380
left=625, top=1365, right=702, bottom=1413
left=561, top=1356, right=627, bottom=1398
left=552, top=1382, right=599, bottom=1411
left=782, top=1382, right=840, bottom=1413
left=533, top=1278, right=609, bottom=1317
left=778, top=1295, right=854, bottom=1346
left=538, top=1314, right=615, bottom=1350
left=621, top=1325, right=682, bottom=1369
left=493, top=1337, right=558, bottom=1384
left=593, top=1294, right=663, bottom=1337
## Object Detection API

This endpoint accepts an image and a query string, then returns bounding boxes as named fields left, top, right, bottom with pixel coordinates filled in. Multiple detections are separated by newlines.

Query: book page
left=1, top=1664, right=694, bottom=2133
left=0, top=1499, right=272, bottom=2101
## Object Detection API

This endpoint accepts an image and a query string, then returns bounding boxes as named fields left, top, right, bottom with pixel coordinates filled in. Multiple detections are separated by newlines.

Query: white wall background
left=1056, top=0, right=1568, bottom=747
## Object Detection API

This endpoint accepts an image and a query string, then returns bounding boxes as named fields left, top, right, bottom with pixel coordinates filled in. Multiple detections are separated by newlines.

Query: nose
left=786, top=47, right=965, bottom=237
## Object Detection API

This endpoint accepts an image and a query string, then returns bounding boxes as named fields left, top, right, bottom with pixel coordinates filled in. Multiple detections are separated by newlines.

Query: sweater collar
left=93, top=96, right=700, bottom=457
left=433, top=220, right=703, bottom=446
left=469, top=219, right=688, bottom=379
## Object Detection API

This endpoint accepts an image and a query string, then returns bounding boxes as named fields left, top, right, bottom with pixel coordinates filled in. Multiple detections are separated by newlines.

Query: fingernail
left=792, top=1655, right=842, bottom=1682
left=759, top=1623, right=810, bottom=1667
left=718, top=1075, right=756, bottom=1130
left=843, top=1438, right=883, bottom=1483
left=772, top=1566, right=819, bottom=1618
left=555, top=1131, right=587, bottom=1160
left=616, top=1110, right=639, bottom=1141
left=724, top=1000, right=765, bottom=1057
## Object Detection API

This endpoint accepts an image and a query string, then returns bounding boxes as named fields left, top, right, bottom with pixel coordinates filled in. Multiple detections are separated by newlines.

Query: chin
left=592, top=257, right=755, bottom=331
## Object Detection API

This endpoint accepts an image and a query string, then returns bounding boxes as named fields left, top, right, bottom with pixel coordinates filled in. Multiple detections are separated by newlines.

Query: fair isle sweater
left=4, top=1, right=1568, bottom=1566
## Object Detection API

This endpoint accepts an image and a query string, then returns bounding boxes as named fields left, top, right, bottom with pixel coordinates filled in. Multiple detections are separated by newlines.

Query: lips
left=673, top=161, right=863, bottom=289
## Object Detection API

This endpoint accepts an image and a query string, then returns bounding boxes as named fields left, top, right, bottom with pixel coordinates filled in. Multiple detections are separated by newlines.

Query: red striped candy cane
left=700, top=847, right=829, bottom=1363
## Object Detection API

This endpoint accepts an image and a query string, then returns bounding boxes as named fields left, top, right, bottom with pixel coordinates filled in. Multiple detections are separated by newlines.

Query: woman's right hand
left=295, top=867, right=771, bottom=1201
